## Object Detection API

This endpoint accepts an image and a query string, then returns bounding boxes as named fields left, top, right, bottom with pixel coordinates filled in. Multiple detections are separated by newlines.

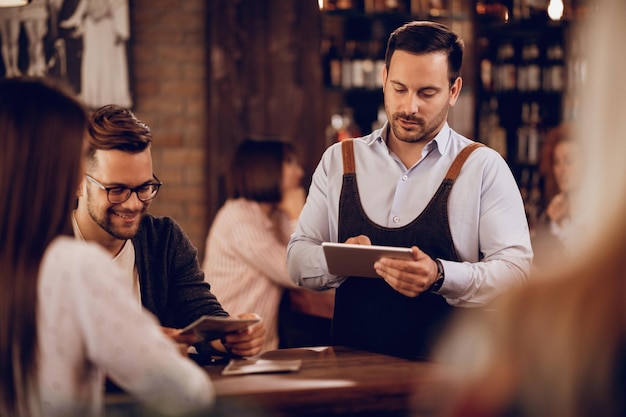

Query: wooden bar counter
left=206, top=345, right=448, bottom=417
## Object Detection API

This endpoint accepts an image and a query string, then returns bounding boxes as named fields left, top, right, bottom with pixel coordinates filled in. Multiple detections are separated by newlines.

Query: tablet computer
left=322, top=242, right=413, bottom=278
left=180, top=316, right=260, bottom=342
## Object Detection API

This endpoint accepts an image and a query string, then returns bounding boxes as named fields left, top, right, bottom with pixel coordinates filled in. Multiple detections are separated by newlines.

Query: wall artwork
left=0, top=0, right=132, bottom=108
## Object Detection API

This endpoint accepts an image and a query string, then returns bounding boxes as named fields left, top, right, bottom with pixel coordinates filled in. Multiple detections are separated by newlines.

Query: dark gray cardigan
left=132, top=214, right=228, bottom=329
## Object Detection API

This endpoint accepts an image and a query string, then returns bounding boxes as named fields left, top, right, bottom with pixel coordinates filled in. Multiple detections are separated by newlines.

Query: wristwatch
left=430, top=259, right=445, bottom=292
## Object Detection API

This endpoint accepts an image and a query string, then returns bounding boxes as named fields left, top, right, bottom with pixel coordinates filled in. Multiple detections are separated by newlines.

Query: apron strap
left=445, top=142, right=484, bottom=181
left=341, top=139, right=356, bottom=174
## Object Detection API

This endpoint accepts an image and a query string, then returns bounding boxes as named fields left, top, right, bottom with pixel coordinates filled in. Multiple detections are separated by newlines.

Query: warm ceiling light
left=547, top=0, right=564, bottom=20
left=0, top=0, right=29, bottom=6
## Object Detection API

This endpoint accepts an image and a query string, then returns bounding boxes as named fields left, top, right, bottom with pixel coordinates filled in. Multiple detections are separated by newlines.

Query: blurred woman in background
left=532, top=123, right=584, bottom=272
left=202, top=138, right=307, bottom=352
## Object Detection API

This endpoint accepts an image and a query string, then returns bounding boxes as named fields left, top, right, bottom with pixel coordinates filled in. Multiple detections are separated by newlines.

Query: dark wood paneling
left=206, top=0, right=326, bottom=225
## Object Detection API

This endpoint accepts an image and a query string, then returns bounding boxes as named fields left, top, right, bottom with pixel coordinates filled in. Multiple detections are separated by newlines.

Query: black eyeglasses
left=85, top=174, right=162, bottom=204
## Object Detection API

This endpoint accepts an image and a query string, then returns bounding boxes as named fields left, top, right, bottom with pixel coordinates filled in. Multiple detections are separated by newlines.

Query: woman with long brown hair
left=0, top=77, right=214, bottom=417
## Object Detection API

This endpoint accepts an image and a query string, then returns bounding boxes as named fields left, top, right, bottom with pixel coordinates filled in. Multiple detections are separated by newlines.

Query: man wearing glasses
left=73, top=105, right=265, bottom=359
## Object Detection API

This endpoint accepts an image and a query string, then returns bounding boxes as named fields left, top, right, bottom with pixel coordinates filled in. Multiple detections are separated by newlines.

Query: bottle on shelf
left=325, top=112, right=344, bottom=147
left=363, top=0, right=387, bottom=13
left=543, top=42, right=565, bottom=92
left=321, top=0, right=357, bottom=11
left=341, top=40, right=356, bottom=89
left=516, top=102, right=530, bottom=164
left=373, top=39, right=386, bottom=88
left=322, top=36, right=342, bottom=88
left=478, top=36, right=494, bottom=92
left=526, top=101, right=542, bottom=165
left=339, top=108, right=361, bottom=141
left=526, top=0, right=548, bottom=20
left=351, top=41, right=366, bottom=89
left=335, top=0, right=356, bottom=10
left=428, top=0, right=448, bottom=16
left=517, top=101, right=543, bottom=165
left=476, top=0, right=509, bottom=21
left=485, top=97, right=507, bottom=159
left=371, top=106, right=387, bottom=131
left=494, top=41, right=517, bottom=92
left=325, top=108, right=362, bottom=147
left=383, top=0, right=405, bottom=13
left=518, top=41, right=541, bottom=92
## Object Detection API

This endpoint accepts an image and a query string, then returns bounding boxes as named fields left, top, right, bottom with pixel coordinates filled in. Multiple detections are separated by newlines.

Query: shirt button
left=402, top=175, right=408, bottom=181
left=393, top=216, right=400, bottom=223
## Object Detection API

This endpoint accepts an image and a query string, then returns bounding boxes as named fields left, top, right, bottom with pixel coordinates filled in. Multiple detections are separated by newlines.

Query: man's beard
left=388, top=102, right=450, bottom=144
left=86, top=189, right=145, bottom=240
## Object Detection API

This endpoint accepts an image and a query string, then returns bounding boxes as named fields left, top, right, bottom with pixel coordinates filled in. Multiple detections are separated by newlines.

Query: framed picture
left=0, top=0, right=132, bottom=108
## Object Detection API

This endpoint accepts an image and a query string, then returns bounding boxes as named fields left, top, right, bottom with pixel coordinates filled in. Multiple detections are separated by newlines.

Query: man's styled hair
left=86, top=105, right=152, bottom=168
left=385, top=20, right=464, bottom=86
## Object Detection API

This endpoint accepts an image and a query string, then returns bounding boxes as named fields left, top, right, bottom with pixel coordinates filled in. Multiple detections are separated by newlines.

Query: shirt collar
left=366, top=121, right=452, bottom=155
left=430, top=122, right=451, bottom=156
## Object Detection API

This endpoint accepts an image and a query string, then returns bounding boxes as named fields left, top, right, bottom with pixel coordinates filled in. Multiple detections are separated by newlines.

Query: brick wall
left=130, top=0, right=209, bottom=258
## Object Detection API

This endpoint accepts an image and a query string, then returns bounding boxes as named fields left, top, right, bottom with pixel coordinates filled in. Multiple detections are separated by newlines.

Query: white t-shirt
left=72, top=211, right=140, bottom=303
left=35, top=237, right=214, bottom=417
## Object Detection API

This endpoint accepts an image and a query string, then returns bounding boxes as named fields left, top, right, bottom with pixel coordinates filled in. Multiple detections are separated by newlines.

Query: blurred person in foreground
left=202, top=138, right=333, bottom=352
left=287, top=20, right=532, bottom=360
left=430, top=2, right=626, bottom=416
left=73, top=105, right=265, bottom=360
left=0, top=77, right=213, bottom=417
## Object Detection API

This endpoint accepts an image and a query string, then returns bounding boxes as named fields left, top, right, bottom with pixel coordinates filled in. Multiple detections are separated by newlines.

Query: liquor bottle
left=526, top=0, right=548, bottom=19
left=326, top=108, right=362, bottom=146
left=543, top=43, right=565, bottom=92
left=351, top=41, right=366, bottom=89
left=476, top=0, right=509, bottom=21
left=338, top=108, right=361, bottom=141
left=371, top=106, right=387, bottom=131
left=518, top=41, right=541, bottom=92
left=364, top=0, right=387, bottom=13
left=362, top=41, right=377, bottom=89
left=486, top=97, right=507, bottom=158
left=526, top=102, right=542, bottom=165
left=495, top=41, right=516, bottom=92
left=322, top=37, right=342, bottom=88
left=341, top=40, right=356, bottom=89
left=478, top=36, right=494, bottom=92
left=428, top=0, right=447, bottom=16
left=517, top=102, right=530, bottom=163
left=325, top=112, right=344, bottom=147
left=373, top=39, right=386, bottom=88
left=335, top=0, right=356, bottom=10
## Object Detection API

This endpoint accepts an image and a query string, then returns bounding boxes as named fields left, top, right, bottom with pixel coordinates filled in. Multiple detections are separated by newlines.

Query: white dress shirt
left=287, top=122, right=533, bottom=307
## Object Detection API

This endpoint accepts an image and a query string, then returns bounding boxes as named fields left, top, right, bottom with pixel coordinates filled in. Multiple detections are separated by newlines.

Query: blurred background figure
left=0, top=77, right=213, bottom=417
left=428, top=1, right=626, bottom=416
left=0, top=5, right=21, bottom=77
left=532, top=122, right=584, bottom=272
left=203, top=138, right=331, bottom=352
left=21, top=0, right=50, bottom=76
left=60, top=0, right=132, bottom=108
